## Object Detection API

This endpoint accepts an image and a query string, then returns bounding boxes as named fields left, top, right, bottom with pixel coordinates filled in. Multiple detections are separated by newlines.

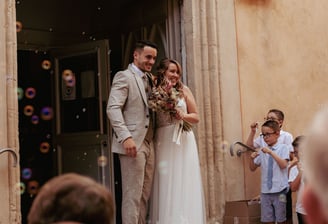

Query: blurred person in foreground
left=302, top=107, right=328, bottom=224
left=27, top=173, right=115, bottom=224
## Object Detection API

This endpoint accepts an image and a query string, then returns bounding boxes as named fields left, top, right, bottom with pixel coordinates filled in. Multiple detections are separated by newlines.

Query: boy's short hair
left=268, top=109, right=285, bottom=121
left=262, top=119, right=280, bottom=132
left=292, top=135, right=305, bottom=147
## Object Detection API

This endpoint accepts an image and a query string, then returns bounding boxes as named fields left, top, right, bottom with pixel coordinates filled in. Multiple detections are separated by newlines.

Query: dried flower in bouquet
left=148, top=78, right=192, bottom=132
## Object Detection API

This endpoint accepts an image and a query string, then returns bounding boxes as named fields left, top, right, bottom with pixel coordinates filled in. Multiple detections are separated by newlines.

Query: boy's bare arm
left=246, top=122, right=257, bottom=149
left=249, top=151, right=260, bottom=171
left=262, top=147, right=288, bottom=169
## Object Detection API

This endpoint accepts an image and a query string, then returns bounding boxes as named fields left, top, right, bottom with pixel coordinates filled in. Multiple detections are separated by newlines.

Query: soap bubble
left=62, top=69, right=76, bottom=87
left=27, top=180, right=39, bottom=196
left=158, top=160, right=168, bottom=175
left=31, top=115, right=39, bottom=124
left=17, top=87, right=24, bottom=100
left=16, top=21, right=23, bottom=32
left=41, top=60, right=51, bottom=70
left=22, top=168, right=32, bottom=180
left=40, top=106, right=53, bottom=120
left=18, top=182, right=26, bottom=195
left=23, top=105, right=34, bottom=116
left=98, top=155, right=108, bottom=167
left=25, top=87, right=36, bottom=99
left=40, top=142, right=50, bottom=154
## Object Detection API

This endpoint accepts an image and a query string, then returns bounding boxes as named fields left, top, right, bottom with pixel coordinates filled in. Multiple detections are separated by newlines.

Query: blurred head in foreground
left=28, top=173, right=115, bottom=224
left=302, top=107, right=328, bottom=224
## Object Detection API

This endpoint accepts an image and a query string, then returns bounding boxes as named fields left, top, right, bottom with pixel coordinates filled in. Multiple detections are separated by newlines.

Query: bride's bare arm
left=179, top=85, right=199, bottom=124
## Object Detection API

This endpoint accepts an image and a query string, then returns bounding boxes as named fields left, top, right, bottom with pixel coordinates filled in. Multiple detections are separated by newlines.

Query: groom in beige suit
left=107, top=40, right=158, bottom=224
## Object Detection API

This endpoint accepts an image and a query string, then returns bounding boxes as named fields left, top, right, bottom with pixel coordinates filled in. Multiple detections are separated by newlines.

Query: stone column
left=181, top=0, right=244, bottom=223
left=0, top=0, right=20, bottom=223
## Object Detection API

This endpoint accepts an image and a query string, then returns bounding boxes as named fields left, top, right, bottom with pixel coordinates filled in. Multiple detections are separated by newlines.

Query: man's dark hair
left=134, top=40, right=158, bottom=51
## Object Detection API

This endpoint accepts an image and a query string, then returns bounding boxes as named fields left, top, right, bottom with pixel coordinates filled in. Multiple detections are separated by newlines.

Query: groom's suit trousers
left=119, top=140, right=155, bottom=224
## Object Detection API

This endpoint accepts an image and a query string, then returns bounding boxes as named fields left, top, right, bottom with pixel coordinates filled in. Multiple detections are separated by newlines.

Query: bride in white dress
left=149, top=58, right=206, bottom=224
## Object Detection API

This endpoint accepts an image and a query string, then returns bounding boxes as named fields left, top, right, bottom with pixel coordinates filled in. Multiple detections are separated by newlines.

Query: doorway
left=18, top=39, right=113, bottom=223
left=15, top=0, right=180, bottom=223
left=51, top=40, right=111, bottom=187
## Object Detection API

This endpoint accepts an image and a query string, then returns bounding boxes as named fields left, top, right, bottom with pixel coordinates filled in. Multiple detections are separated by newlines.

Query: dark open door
left=51, top=40, right=114, bottom=192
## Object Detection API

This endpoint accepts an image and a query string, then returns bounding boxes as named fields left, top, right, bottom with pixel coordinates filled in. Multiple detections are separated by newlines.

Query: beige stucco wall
left=183, top=0, right=328, bottom=223
left=235, top=0, right=328, bottom=198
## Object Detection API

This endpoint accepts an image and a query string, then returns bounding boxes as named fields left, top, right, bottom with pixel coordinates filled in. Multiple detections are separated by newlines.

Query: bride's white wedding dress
left=149, top=98, right=206, bottom=224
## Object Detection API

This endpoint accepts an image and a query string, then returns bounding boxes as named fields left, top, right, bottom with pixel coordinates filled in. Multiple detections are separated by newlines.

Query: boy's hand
left=250, top=122, right=258, bottom=132
left=261, top=147, right=271, bottom=154
left=290, top=156, right=299, bottom=167
left=250, top=151, right=259, bottom=159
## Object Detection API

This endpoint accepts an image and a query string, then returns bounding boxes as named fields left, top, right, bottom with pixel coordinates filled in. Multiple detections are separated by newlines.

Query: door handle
left=0, top=148, right=18, bottom=167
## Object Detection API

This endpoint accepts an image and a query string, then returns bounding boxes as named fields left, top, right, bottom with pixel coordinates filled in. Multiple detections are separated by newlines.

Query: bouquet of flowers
left=148, top=78, right=192, bottom=132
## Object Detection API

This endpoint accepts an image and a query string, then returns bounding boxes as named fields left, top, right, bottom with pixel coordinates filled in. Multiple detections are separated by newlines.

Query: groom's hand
left=123, top=137, right=137, bottom=157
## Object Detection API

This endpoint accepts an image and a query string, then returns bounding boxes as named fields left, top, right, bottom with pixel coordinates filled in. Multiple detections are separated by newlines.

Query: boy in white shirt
left=250, top=120, right=290, bottom=224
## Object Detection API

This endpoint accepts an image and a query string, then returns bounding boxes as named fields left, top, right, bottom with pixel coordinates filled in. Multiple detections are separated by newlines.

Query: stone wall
left=0, top=0, right=20, bottom=223
left=235, top=0, right=328, bottom=198
left=182, top=0, right=328, bottom=223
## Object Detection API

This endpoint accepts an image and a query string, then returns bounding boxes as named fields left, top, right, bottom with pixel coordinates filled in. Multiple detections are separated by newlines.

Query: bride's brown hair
left=155, top=58, right=184, bottom=93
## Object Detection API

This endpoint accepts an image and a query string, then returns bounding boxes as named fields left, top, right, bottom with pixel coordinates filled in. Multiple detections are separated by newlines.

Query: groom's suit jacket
left=107, top=64, right=151, bottom=154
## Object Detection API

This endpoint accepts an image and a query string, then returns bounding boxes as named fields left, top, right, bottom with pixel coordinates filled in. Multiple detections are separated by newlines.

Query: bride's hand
left=175, top=108, right=185, bottom=120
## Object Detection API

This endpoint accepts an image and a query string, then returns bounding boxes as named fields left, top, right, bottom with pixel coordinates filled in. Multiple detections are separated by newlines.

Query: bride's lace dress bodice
left=156, top=98, right=186, bottom=128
